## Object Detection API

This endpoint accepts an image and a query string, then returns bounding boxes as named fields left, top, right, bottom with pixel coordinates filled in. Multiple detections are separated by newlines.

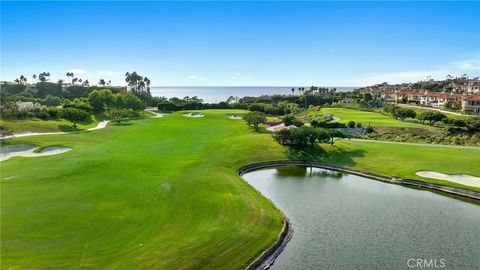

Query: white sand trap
left=416, top=171, right=480, bottom=188
left=266, top=123, right=286, bottom=132
left=144, top=108, right=164, bottom=118
left=183, top=112, right=205, bottom=118
left=0, top=144, right=72, bottom=162
left=227, top=114, right=243, bottom=120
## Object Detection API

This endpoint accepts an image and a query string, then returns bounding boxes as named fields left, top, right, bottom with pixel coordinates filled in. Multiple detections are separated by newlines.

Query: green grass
left=287, top=139, right=480, bottom=191
left=0, top=115, right=104, bottom=133
left=2, top=109, right=479, bottom=269
left=1, top=110, right=285, bottom=269
left=311, top=107, right=432, bottom=128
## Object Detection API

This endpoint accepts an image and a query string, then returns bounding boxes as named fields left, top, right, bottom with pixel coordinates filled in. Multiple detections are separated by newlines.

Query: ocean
left=150, top=86, right=358, bottom=103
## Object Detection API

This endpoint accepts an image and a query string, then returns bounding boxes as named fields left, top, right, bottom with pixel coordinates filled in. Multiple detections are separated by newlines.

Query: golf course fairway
left=2, top=109, right=479, bottom=269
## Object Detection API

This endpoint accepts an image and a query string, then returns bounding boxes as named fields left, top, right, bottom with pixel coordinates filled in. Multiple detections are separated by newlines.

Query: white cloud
left=350, top=55, right=480, bottom=86
left=98, top=71, right=124, bottom=76
left=188, top=75, right=198, bottom=79
left=69, top=69, right=88, bottom=76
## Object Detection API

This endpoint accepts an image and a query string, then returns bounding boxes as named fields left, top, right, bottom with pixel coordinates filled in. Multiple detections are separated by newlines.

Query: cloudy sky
left=1, top=1, right=479, bottom=86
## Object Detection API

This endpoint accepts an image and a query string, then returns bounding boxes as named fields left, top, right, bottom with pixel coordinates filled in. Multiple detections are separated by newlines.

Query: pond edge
left=238, top=160, right=480, bottom=270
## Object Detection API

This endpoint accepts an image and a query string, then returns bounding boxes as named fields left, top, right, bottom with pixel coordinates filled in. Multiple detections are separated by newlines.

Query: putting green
left=2, top=109, right=479, bottom=269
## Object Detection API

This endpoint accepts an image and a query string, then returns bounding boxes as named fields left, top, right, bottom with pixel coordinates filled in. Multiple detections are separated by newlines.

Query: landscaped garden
left=2, top=109, right=480, bottom=269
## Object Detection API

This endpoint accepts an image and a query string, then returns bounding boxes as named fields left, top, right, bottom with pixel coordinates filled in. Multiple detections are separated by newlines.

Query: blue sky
left=1, top=1, right=479, bottom=86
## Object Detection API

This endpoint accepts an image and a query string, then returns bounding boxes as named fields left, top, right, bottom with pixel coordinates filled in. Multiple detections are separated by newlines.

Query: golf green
left=2, top=109, right=479, bottom=269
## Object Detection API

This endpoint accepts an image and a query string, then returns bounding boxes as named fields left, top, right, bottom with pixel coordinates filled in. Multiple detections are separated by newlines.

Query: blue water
left=150, top=86, right=358, bottom=103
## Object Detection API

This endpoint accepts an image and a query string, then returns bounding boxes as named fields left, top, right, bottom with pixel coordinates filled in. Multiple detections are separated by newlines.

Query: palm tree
left=291, top=88, right=295, bottom=95
left=19, top=75, right=27, bottom=84
left=99, top=79, right=106, bottom=86
left=108, top=80, right=111, bottom=86
left=83, top=80, right=89, bottom=86
left=66, top=72, right=74, bottom=84
left=32, top=74, right=37, bottom=83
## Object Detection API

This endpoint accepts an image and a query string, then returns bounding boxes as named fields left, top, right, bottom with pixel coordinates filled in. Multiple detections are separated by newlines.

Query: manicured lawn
left=287, top=139, right=480, bottom=191
left=312, top=107, right=431, bottom=128
left=1, top=110, right=285, bottom=269
left=2, top=109, right=479, bottom=269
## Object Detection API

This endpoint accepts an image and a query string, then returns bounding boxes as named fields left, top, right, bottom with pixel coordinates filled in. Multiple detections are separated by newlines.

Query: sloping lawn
left=288, top=139, right=480, bottom=191
left=2, top=109, right=479, bottom=269
left=0, top=115, right=101, bottom=133
left=313, top=107, right=432, bottom=128
left=1, top=110, right=285, bottom=269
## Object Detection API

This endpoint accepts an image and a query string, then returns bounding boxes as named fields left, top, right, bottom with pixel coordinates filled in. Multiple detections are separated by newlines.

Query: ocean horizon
left=150, top=86, right=359, bottom=103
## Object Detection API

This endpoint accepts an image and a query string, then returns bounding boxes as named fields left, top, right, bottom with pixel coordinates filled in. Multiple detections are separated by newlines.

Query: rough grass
left=2, top=109, right=479, bottom=269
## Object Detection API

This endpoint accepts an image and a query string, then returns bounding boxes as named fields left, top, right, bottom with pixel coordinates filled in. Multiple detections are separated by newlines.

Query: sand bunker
left=416, top=171, right=480, bottom=188
left=227, top=114, right=243, bottom=120
left=144, top=108, right=164, bottom=118
left=183, top=112, right=205, bottom=118
left=0, top=144, right=72, bottom=162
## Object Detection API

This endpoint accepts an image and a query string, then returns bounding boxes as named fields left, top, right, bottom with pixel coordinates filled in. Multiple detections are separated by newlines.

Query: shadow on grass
left=57, top=124, right=82, bottom=132
left=285, top=143, right=366, bottom=167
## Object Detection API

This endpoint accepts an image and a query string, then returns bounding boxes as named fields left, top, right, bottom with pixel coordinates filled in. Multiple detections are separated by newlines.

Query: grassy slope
left=1, top=110, right=285, bottom=269
left=287, top=140, right=480, bottom=191
left=0, top=114, right=104, bottom=133
left=312, top=107, right=433, bottom=128
left=2, top=109, right=480, bottom=269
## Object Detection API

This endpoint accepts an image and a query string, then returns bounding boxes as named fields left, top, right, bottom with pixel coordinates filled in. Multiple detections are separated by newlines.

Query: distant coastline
left=150, top=86, right=359, bottom=103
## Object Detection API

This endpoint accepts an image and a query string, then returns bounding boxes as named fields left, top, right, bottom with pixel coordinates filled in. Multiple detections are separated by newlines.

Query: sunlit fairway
left=1, top=110, right=285, bottom=269
left=2, top=109, right=479, bottom=269
left=313, top=107, right=429, bottom=128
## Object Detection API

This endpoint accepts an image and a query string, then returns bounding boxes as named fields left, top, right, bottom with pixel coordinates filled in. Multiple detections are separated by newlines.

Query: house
left=461, top=95, right=480, bottom=114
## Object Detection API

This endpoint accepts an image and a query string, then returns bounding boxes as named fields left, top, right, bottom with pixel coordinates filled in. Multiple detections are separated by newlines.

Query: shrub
left=356, top=122, right=362, bottom=128
left=365, top=126, right=375, bottom=133
left=347, top=121, right=356, bottom=128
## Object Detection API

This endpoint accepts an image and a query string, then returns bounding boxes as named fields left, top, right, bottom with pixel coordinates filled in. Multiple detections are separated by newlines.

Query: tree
left=417, top=111, right=446, bottom=125
left=157, top=100, right=178, bottom=111
left=66, top=72, right=74, bottom=84
left=394, top=108, right=416, bottom=121
left=106, top=108, right=129, bottom=123
left=116, top=93, right=145, bottom=111
left=44, top=95, right=62, bottom=107
left=347, top=121, right=356, bottom=128
left=83, top=80, right=90, bottom=86
left=32, top=74, right=37, bottom=83
left=99, top=79, right=106, bottom=86
left=87, top=89, right=115, bottom=112
left=60, top=107, right=89, bottom=128
left=291, top=88, right=295, bottom=95
left=243, top=111, right=267, bottom=131
left=38, top=72, right=50, bottom=82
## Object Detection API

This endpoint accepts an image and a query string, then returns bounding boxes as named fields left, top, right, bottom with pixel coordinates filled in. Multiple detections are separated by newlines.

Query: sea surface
left=150, top=86, right=358, bottom=103
left=242, top=166, right=480, bottom=270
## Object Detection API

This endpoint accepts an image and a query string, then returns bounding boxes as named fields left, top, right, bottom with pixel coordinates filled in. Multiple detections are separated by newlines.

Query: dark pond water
left=242, top=166, right=480, bottom=270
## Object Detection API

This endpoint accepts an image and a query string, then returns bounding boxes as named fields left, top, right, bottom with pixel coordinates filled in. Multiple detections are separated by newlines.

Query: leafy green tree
left=106, top=108, right=129, bottom=123
left=243, top=111, right=267, bottom=131
left=87, top=89, right=115, bottom=112
left=60, top=108, right=89, bottom=128
left=394, top=108, right=416, bottom=121
left=417, top=111, right=447, bottom=125
left=347, top=120, right=356, bottom=128
left=157, top=100, right=178, bottom=111
left=44, top=95, right=62, bottom=106
left=118, top=93, right=145, bottom=111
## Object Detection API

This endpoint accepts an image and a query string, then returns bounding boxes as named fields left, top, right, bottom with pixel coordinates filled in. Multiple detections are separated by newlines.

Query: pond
left=242, top=166, right=480, bottom=270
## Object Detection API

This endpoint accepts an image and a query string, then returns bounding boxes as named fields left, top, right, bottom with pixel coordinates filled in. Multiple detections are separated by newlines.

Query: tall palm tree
left=32, top=74, right=37, bottom=83
left=291, top=88, right=294, bottom=95
left=99, top=79, right=106, bottom=86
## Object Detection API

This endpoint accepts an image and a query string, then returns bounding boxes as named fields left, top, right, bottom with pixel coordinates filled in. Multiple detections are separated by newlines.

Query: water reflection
left=275, top=166, right=343, bottom=179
